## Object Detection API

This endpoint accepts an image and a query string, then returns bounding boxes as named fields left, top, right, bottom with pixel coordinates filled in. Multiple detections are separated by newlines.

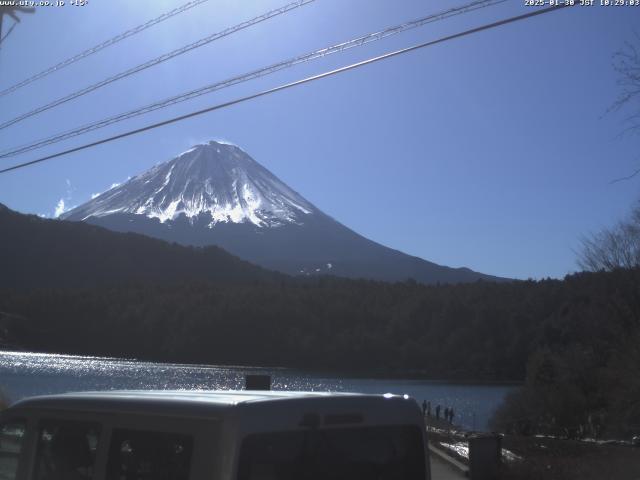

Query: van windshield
left=237, top=425, right=425, bottom=480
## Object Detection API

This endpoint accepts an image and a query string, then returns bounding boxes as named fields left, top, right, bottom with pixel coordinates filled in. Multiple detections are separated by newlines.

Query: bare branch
left=578, top=202, right=640, bottom=271
left=610, top=166, right=640, bottom=184
left=608, top=32, right=640, bottom=125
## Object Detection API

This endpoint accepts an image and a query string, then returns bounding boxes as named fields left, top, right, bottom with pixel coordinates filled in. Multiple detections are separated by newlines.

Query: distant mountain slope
left=63, top=141, right=507, bottom=284
left=0, top=203, right=279, bottom=290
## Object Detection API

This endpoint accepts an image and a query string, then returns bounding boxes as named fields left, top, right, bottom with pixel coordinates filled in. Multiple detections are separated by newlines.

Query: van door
left=104, top=428, right=193, bottom=480
left=31, top=419, right=102, bottom=480
left=236, top=424, right=427, bottom=480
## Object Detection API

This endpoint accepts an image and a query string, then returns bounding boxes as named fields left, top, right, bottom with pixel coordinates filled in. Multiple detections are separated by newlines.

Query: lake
left=0, top=350, right=516, bottom=431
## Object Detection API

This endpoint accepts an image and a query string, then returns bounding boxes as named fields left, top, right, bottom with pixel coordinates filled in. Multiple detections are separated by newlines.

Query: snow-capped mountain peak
left=63, top=141, right=315, bottom=228
left=61, top=140, right=506, bottom=284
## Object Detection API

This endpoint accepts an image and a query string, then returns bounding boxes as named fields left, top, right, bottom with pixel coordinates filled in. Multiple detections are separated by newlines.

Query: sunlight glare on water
left=0, top=351, right=514, bottom=431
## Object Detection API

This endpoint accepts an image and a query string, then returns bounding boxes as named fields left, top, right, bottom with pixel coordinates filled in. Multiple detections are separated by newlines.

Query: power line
left=0, top=0, right=505, bottom=160
left=0, top=0, right=210, bottom=97
left=0, top=3, right=571, bottom=176
left=0, top=0, right=315, bottom=131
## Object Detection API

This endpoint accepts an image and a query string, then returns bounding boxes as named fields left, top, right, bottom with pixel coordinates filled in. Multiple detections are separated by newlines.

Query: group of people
left=421, top=400, right=455, bottom=424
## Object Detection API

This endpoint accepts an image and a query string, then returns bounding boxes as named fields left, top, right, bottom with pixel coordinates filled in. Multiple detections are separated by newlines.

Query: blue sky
left=0, top=0, right=638, bottom=280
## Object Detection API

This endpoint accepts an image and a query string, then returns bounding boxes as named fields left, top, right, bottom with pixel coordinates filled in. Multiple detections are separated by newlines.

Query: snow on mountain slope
left=63, top=140, right=508, bottom=284
left=63, top=141, right=315, bottom=227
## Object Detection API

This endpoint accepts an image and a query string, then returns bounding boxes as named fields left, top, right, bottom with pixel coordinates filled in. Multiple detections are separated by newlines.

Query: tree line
left=1, top=267, right=639, bottom=438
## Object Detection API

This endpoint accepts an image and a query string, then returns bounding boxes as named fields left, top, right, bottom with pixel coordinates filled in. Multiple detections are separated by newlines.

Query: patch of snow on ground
left=440, top=442, right=469, bottom=459
left=502, top=449, right=522, bottom=462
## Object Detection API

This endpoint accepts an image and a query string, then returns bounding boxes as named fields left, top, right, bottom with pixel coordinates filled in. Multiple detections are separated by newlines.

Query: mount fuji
left=62, top=141, right=504, bottom=284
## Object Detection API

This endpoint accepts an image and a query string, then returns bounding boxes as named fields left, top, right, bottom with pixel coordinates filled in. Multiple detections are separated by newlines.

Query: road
left=430, top=454, right=468, bottom=480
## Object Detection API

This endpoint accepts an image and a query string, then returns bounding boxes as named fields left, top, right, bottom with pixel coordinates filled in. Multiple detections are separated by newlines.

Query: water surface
left=0, top=351, right=515, bottom=431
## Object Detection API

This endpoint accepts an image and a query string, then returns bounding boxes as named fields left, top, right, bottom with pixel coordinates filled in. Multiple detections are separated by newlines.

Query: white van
left=0, top=390, right=431, bottom=480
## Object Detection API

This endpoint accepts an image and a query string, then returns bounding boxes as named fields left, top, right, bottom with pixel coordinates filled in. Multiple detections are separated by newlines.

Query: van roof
left=8, top=390, right=416, bottom=419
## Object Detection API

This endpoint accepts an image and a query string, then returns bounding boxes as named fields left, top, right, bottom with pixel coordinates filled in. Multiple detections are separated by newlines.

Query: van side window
left=0, top=419, right=26, bottom=480
left=105, top=429, right=193, bottom=480
left=33, top=420, right=101, bottom=480
left=238, top=425, right=426, bottom=480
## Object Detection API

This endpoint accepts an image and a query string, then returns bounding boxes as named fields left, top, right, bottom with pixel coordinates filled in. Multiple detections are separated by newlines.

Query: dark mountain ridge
left=0, top=203, right=279, bottom=290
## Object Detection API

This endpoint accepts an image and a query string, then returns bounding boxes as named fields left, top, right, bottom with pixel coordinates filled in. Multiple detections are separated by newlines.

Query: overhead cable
left=0, top=0, right=211, bottom=97
left=0, top=3, right=572, bottom=176
left=0, top=0, right=505, bottom=159
left=0, top=0, right=315, bottom=130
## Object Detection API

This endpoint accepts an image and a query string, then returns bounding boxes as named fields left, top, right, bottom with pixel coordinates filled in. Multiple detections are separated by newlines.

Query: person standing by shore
left=449, top=407, right=455, bottom=424
left=435, top=405, right=441, bottom=419
left=422, top=400, right=427, bottom=416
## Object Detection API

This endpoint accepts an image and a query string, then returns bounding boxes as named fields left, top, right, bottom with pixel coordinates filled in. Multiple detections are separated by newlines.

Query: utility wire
left=0, top=0, right=210, bottom=97
left=0, top=3, right=571, bottom=176
left=0, top=0, right=315, bottom=130
left=0, top=0, right=505, bottom=160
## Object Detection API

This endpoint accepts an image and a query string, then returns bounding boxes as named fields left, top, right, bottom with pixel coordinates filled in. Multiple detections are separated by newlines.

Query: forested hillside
left=491, top=268, right=640, bottom=440
left=0, top=203, right=280, bottom=289
left=1, top=203, right=638, bottom=438
left=2, top=269, right=637, bottom=384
